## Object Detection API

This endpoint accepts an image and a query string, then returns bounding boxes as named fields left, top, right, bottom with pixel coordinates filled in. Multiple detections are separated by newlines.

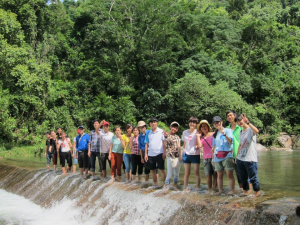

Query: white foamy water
left=0, top=185, right=181, bottom=225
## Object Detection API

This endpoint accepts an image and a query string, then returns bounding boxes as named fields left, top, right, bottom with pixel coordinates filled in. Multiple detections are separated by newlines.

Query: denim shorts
left=182, top=153, right=200, bottom=164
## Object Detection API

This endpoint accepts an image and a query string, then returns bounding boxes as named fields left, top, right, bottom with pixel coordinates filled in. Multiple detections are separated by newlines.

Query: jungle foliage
left=0, top=0, right=300, bottom=145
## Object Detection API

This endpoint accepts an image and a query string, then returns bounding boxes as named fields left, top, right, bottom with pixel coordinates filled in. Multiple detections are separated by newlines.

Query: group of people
left=45, top=111, right=261, bottom=197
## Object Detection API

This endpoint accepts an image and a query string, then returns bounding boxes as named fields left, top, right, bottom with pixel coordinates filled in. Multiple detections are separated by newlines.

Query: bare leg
left=125, top=172, right=130, bottom=181
left=102, top=170, right=107, bottom=179
left=73, top=165, right=76, bottom=173
left=213, top=173, right=217, bottom=190
left=131, top=174, right=136, bottom=181
left=47, top=165, right=50, bottom=170
left=226, top=170, right=235, bottom=194
left=145, top=174, right=149, bottom=182
left=62, top=167, right=67, bottom=175
left=159, top=170, right=166, bottom=185
left=217, top=171, right=224, bottom=193
left=53, top=165, right=57, bottom=170
left=193, top=164, right=200, bottom=188
left=184, top=163, right=191, bottom=189
left=152, top=170, right=158, bottom=185
left=207, top=175, right=212, bottom=190
left=138, top=174, right=142, bottom=181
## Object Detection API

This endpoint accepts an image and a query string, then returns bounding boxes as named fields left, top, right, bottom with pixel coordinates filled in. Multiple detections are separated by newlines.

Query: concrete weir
left=0, top=164, right=299, bottom=224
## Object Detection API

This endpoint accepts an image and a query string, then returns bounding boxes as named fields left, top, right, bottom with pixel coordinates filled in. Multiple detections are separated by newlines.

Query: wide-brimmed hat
left=197, top=120, right=212, bottom=131
left=137, top=121, right=147, bottom=128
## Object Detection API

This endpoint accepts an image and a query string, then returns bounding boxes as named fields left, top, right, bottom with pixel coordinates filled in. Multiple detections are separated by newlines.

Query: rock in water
left=277, top=132, right=292, bottom=148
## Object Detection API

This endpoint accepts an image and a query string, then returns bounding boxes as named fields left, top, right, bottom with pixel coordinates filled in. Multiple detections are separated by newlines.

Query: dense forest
left=0, top=0, right=299, bottom=146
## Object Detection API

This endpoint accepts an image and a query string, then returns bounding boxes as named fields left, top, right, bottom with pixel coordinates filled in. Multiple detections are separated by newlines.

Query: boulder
left=277, top=132, right=292, bottom=148
left=257, top=143, right=268, bottom=151
left=291, top=135, right=300, bottom=148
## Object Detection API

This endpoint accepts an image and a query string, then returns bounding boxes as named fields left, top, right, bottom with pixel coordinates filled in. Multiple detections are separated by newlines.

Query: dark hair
left=189, top=116, right=199, bottom=123
left=213, top=131, right=218, bottom=138
left=234, top=114, right=244, bottom=123
left=56, top=127, right=62, bottom=130
left=113, top=126, right=121, bottom=132
left=132, top=126, right=139, bottom=132
left=93, top=119, right=100, bottom=123
left=226, top=110, right=236, bottom=117
left=171, top=124, right=179, bottom=128
left=126, top=124, right=133, bottom=130
left=46, top=131, right=51, bottom=135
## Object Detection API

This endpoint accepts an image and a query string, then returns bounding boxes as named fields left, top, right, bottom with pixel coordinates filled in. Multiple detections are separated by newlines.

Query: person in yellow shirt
left=122, top=124, right=133, bottom=182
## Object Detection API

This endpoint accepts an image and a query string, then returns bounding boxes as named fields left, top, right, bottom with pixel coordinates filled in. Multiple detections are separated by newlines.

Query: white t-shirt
left=145, top=128, right=165, bottom=157
left=58, top=138, right=71, bottom=153
left=237, top=128, right=258, bottom=162
left=101, top=130, right=114, bottom=153
left=182, top=129, right=199, bottom=155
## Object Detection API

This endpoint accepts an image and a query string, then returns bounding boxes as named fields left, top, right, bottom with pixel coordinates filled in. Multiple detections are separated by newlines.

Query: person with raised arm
left=182, top=117, right=201, bottom=191
left=144, top=117, right=166, bottom=186
left=57, top=131, right=72, bottom=175
left=196, top=120, right=217, bottom=191
left=211, top=116, right=235, bottom=195
left=122, top=124, right=134, bottom=182
left=108, top=126, right=124, bottom=183
left=235, top=114, right=260, bottom=197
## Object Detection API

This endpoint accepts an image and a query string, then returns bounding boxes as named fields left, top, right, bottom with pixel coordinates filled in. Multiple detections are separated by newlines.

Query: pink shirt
left=201, top=135, right=213, bottom=159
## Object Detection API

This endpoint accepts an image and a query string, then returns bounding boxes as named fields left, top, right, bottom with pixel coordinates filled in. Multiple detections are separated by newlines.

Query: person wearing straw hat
left=196, top=120, right=217, bottom=191
left=137, top=121, right=151, bottom=181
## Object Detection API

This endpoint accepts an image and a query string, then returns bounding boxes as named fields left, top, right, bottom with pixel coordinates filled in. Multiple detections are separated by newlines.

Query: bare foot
left=254, top=191, right=260, bottom=197
left=241, top=190, right=252, bottom=196
left=227, top=190, right=236, bottom=195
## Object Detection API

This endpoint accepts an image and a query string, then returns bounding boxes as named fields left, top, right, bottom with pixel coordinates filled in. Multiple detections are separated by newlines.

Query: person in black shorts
left=144, top=117, right=166, bottom=186
left=57, top=132, right=72, bottom=175
left=76, top=125, right=90, bottom=179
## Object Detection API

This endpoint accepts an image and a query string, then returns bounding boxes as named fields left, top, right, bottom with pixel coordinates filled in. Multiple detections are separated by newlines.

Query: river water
left=0, top=150, right=299, bottom=224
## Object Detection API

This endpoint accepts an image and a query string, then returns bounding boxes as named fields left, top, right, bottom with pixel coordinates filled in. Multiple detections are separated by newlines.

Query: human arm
left=129, top=136, right=134, bottom=149
left=196, top=133, right=203, bottom=148
left=243, top=114, right=259, bottom=134
left=162, top=140, right=166, bottom=160
left=120, top=135, right=126, bottom=148
left=144, top=143, right=148, bottom=162
left=108, top=143, right=113, bottom=160
left=221, top=130, right=233, bottom=144
left=178, top=140, right=182, bottom=162
left=235, top=144, right=242, bottom=164
left=140, top=149, right=144, bottom=163
left=73, top=140, right=76, bottom=158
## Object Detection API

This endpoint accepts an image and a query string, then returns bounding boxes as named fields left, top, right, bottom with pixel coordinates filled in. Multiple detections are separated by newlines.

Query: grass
left=0, top=145, right=41, bottom=158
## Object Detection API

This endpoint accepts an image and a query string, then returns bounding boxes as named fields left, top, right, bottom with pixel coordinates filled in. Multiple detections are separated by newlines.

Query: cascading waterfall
left=0, top=164, right=299, bottom=225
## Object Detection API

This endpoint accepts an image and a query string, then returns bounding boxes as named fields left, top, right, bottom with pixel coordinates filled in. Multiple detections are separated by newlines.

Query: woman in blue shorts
left=182, top=117, right=201, bottom=191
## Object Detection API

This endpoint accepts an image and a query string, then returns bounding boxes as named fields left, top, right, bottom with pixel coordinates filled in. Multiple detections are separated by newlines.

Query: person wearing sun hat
left=196, top=120, right=217, bottom=191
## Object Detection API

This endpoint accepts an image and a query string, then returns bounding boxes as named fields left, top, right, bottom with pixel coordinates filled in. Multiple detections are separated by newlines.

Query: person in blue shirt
left=76, top=125, right=90, bottom=179
left=137, top=121, right=150, bottom=181
left=212, top=116, right=236, bottom=195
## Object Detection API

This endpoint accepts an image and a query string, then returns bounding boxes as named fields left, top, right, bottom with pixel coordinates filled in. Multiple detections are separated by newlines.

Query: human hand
left=108, top=154, right=111, bottom=161
left=88, top=151, right=91, bottom=157
left=179, top=156, right=183, bottom=163
left=162, top=153, right=166, bottom=160
left=144, top=155, right=148, bottom=162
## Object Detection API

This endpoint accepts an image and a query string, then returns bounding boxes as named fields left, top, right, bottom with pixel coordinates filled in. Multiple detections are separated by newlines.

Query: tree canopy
left=0, top=0, right=299, bottom=145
